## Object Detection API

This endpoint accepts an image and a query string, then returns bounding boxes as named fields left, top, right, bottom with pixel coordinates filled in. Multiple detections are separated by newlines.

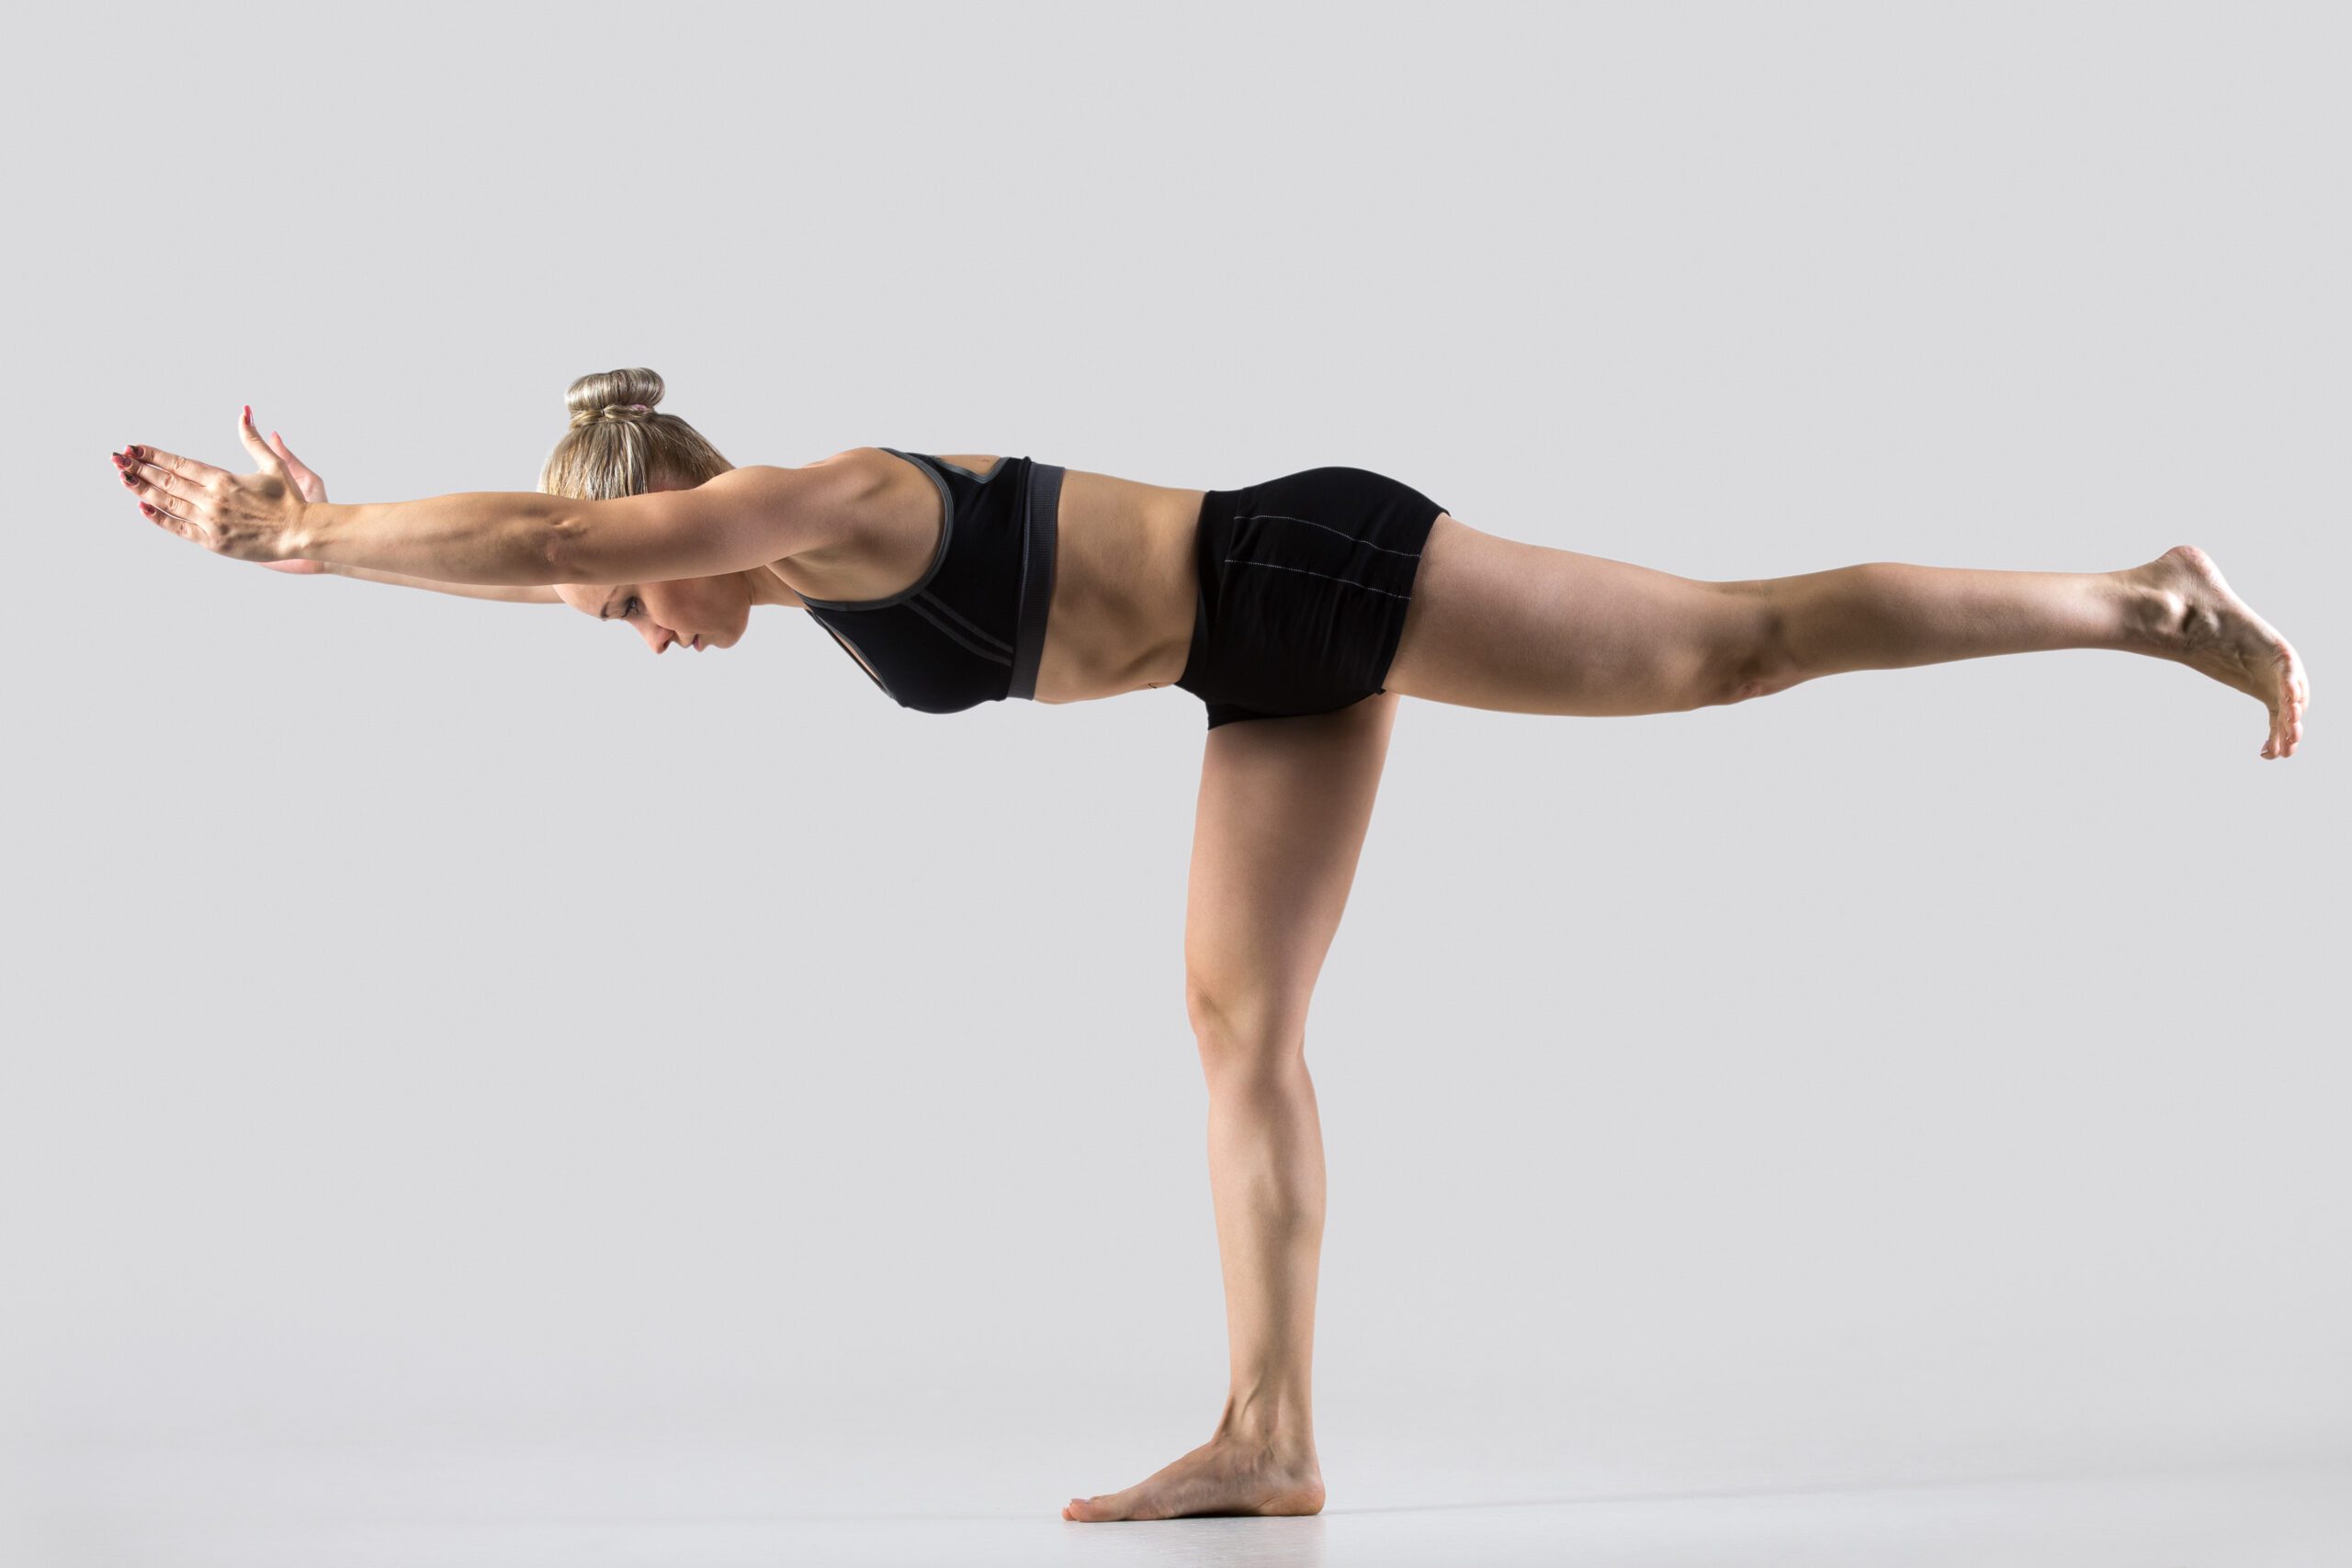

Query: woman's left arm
left=116, top=409, right=867, bottom=586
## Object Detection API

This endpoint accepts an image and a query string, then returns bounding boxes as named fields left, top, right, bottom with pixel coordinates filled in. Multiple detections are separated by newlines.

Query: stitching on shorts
left=1230, top=513, right=1425, bottom=558
left=1222, top=557, right=1414, bottom=600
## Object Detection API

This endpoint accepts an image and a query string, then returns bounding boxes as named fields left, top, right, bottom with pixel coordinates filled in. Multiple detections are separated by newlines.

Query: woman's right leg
left=1382, top=516, right=2308, bottom=759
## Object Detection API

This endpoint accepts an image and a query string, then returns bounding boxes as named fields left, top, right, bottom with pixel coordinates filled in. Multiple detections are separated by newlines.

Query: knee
left=1184, top=970, right=1306, bottom=1077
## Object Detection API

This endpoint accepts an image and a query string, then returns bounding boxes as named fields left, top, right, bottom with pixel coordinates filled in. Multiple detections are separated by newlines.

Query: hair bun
left=541, top=367, right=731, bottom=502
left=563, top=367, right=665, bottom=425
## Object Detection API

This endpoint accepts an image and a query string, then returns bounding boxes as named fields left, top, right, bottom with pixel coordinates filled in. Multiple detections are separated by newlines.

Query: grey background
left=6, top=1, right=2345, bottom=1558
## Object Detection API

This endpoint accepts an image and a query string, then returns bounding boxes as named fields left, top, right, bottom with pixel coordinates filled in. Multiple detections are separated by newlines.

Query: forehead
left=556, top=582, right=625, bottom=615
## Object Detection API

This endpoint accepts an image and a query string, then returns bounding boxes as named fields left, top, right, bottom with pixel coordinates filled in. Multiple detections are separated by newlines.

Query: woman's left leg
left=1382, top=517, right=2308, bottom=758
left=1064, top=694, right=1401, bottom=1524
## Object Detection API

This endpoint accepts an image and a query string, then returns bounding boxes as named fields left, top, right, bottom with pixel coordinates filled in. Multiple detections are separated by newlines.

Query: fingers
left=118, top=443, right=233, bottom=487
left=118, top=454, right=206, bottom=512
left=108, top=445, right=212, bottom=546
left=266, top=428, right=328, bottom=502
left=138, top=500, right=210, bottom=546
left=237, top=404, right=290, bottom=478
left=130, top=484, right=198, bottom=527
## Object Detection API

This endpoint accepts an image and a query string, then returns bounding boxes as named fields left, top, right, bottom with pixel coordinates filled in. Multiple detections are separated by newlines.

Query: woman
left=112, top=367, right=2309, bottom=1525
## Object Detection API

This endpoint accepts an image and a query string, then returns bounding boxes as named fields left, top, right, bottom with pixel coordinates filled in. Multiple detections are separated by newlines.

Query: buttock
left=1174, top=466, right=1448, bottom=729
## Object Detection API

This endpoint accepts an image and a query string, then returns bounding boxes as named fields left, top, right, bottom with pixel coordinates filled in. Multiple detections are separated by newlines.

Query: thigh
left=1384, top=513, right=1774, bottom=716
left=1183, top=693, right=1400, bottom=1049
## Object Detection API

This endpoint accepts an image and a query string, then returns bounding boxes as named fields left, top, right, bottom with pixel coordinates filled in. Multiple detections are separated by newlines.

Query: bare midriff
left=765, top=449, right=1206, bottom=706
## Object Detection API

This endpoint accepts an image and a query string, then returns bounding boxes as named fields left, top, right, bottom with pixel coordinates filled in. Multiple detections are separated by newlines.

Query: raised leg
left=1063, top=694, right=1400, bottom=1523
left=1383, top=517, right=2308, bottom=758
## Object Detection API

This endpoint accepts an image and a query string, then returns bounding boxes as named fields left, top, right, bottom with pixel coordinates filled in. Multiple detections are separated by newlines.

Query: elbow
left=539, top=510, right=586, bottom=583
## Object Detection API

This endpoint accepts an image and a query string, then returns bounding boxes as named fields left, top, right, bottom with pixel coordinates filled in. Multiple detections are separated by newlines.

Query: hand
left=253, top=427, right=333, bottom=573
left=114, top=405, right=308, bottom=563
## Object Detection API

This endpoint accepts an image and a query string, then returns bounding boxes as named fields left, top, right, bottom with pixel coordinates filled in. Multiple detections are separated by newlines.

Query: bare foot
left=1061, top=1431, right=1325, bottom=1523
left=2132, top=545, right=2310, bottom=759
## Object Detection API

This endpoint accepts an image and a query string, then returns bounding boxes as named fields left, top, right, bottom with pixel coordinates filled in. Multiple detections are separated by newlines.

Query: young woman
left=112, top=368, right=2308, bottom=1524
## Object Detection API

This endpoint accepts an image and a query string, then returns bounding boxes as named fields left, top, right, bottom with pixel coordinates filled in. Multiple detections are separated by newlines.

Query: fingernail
left=243, top=404, right=252, bottom=423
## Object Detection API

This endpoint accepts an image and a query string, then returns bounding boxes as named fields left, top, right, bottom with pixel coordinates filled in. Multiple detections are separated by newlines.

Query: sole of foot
left=2136, top=544, right=2309, bottom=760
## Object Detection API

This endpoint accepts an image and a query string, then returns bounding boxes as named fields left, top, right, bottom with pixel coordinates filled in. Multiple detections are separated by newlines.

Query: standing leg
left=1064, top=694, right=1400, bottom=1523
left=1383, top=518, right=2308, bottom=758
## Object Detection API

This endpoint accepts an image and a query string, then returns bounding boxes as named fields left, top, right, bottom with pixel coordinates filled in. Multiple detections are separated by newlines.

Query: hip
left=1175, top=466, right=1450, bottom=728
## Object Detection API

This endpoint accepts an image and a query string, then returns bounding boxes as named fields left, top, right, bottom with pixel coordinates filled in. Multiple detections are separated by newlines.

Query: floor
left=17, top=1461, right=2348, bottom=1567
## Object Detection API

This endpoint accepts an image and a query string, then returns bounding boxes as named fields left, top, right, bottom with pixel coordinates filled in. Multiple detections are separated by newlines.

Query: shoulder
left=673, top=449, right=913, bottom=530
left=549, top=450, right=915, bottom=583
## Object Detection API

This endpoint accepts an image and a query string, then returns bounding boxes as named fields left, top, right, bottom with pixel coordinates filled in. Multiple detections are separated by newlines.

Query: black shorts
left=1175, top=466, right=1448, bottom=729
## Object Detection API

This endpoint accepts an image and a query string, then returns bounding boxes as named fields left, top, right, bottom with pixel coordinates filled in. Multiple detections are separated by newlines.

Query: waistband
left=1007, top=461, right=1063, bottom=701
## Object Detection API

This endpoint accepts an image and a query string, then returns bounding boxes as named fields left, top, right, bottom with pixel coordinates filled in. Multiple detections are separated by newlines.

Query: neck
left=741, top=563, right=804, bottom=608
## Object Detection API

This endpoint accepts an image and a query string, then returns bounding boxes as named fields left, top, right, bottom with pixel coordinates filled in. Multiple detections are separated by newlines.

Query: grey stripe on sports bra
left=1008, top=462, right=1062, bottom=701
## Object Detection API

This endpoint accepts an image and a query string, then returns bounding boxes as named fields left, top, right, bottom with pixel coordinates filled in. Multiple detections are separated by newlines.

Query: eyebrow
left=598, top=592, right=620, bottom=620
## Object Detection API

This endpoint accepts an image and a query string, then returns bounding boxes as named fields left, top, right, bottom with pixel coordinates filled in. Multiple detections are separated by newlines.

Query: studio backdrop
left=5, top=0, right=2345, bottom=1546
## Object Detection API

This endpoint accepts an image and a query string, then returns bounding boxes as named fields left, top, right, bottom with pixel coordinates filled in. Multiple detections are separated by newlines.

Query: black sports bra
left=796, top=449, right=1063, bottom=714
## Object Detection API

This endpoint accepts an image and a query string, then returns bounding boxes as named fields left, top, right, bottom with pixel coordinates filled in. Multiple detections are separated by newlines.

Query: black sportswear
left=1174, top=466, right=1447, bottom=728
left=799, top=453, right=1445, bottom=731
left=796, top=449, right=1063, bottom=715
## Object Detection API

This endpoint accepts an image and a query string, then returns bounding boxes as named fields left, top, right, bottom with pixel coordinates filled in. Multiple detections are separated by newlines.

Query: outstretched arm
left=306, top=464, right=860, bottom=584
left=116, top=410, right=870, bottom=586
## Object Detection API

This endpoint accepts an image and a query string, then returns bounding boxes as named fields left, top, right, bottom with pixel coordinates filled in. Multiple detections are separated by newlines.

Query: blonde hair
left=537, top=367, right=732, bottom=501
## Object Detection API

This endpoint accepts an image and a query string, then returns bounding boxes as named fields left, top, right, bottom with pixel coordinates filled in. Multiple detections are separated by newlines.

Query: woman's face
left=551, top=472, right=754, bottom=654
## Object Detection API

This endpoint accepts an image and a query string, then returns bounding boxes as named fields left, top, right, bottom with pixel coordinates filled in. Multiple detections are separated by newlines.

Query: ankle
left=2109, top=565, right=2184, bottom=654
left=1215, top=1392, right=1317, bottom=1460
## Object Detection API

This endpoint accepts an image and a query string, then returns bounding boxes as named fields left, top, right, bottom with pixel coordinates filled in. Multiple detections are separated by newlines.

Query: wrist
left=287, top=500, right=334, bottom=563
